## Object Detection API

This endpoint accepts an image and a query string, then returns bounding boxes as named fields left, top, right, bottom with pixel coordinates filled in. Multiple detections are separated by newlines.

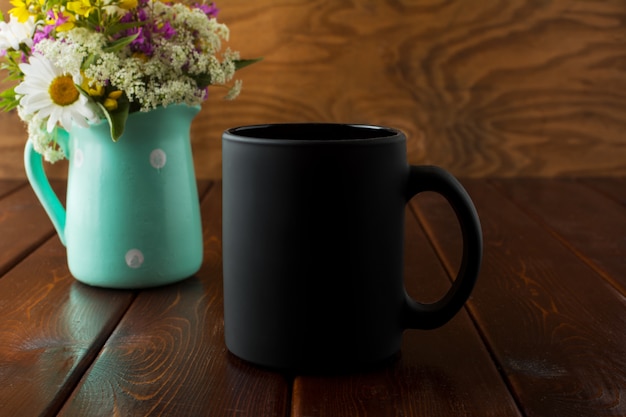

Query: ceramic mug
left=222, top=123, right=482, bottom=371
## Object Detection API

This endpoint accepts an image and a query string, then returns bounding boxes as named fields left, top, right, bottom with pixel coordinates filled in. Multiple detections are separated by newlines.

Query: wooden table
left=0, top=178, right=624, bottom=417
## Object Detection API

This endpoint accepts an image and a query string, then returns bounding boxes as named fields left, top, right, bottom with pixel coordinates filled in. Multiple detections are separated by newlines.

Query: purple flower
left=195, top=2, right=219, bottom=18
left=32, top=11, right=67, bottom=46
left=131, top=27, right=154, bottom=55
left=46, top=10, right=71, bottom=29
left=157, top=21, right=176, bottom=40
left=137, top=8, right=148, bottom=22
left=119, top=6, right=157, bottom=56
left=120, top=7, right=148, bottom=24
left=33, top=25, right=54, bottom=45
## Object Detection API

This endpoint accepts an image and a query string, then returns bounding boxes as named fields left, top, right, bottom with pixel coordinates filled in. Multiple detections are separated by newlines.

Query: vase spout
left=176, top=104, right=201, bottom=124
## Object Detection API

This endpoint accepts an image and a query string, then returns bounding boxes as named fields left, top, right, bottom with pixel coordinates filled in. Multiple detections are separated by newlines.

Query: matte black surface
left=222, top=123, right=482, bottom=372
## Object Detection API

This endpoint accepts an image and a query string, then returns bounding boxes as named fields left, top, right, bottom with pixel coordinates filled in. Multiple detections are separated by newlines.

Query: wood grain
left=583, top=177, right=626, bottom=207
left=0, top=180, right=22, bottom=198
left=412, top=180, right=626, bottom=417
left=0, top=237, right=135, bottom=417
left=1, top=0, right=625, bottom=178
left=292, top=207, right=522, bottom=417
left=0, top=178, right=625, bottom=415
left=0, top=183, right=58, bottom=277
left=58, top=183, right=290, bottom=417
left=491, top=178, right=626, bottom=295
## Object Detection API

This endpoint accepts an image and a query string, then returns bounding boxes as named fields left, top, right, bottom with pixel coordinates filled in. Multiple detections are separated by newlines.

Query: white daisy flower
left=15, top=54, right=98, bottom=132
left=0, top=15, right=35, bottom=52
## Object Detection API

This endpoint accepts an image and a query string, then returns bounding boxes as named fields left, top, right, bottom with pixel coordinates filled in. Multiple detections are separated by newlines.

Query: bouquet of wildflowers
left=0, top=0, right=258, bottom=162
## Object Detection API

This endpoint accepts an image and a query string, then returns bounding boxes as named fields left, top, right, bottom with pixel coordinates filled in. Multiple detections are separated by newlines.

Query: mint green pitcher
left=24, top=104, right=204, bottom=289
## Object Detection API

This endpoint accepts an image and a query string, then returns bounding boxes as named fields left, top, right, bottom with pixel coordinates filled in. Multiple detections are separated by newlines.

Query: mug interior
left=226, top=123, right=399, bottom=141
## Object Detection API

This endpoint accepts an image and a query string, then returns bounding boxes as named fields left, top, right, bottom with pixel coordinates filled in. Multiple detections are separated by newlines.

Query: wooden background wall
left=0, top=0, right=625, bottom=179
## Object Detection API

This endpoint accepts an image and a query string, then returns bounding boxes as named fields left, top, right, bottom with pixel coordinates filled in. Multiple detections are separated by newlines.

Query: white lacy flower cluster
left=18, top=106, right=67, bottom=162
left=0, top=0, right=257, bottom=163
left=35, top=2, right=240, bottom=112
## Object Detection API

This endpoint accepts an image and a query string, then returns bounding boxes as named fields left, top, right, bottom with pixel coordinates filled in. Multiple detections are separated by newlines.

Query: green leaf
left=96, top=98, right=130, bottom=142
left=74, top=83, right=90, bottom=97
left=81, top=53, right=98, bottom=70
left=0, top=88, right=19, bottom=112
left=194, top=73, right=212, bottom=89
left=77, top=82, right=130, bottom=142
left=234, top=57, right=263, bottom=71
left=1, top=50, right=24, bottom=79
left=104, top=20, right=145, bottom=37
left=103, top=33, right=139, bottom=53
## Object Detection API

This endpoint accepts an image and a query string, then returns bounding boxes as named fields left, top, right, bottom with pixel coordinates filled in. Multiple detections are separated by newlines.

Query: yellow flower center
left=48, top=75, right=79, bottom=106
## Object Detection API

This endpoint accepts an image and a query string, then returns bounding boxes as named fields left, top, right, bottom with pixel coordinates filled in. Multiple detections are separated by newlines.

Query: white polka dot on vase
left=74, top=148, right=84, bottom=168
left=125, top=249, right=144, bottom=269
left=150, top=149, right=167, bottom=169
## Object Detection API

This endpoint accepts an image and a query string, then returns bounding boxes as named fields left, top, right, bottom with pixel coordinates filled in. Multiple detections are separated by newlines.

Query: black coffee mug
left=222, top=124, right=482, bottom=371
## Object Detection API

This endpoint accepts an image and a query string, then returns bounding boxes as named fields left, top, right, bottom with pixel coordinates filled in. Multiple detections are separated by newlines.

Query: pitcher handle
left=401, top=165, right=482, bottom=329
left=24, top=140, right=67, bottom=246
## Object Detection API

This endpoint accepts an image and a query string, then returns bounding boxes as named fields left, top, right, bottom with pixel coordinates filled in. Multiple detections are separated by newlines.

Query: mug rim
left=223, top=123, right=404, bottom=145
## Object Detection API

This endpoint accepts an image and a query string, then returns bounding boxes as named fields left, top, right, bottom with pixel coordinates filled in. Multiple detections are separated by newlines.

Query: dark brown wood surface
left=0, top=183, right=57, bottom=277
left=0, top=178, right=624, bottom=416
left=292, top=209, right=522, bottom=417
left=1, top=0, right=625, bottom=179
left=411, top=180, right=626, bottom=417
left=57, top=183, right=290, bottom=417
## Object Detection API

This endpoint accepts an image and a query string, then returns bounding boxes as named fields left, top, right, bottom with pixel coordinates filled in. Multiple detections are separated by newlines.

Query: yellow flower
left=9, top=0, right=41, bottom=23
left=67, top=0, right=97, bottom=18
left=45, top=10, right=76, bottom=32
left=103, top=90, right=123, bottom=111
left=9, top=0, right=29, bottom=22
left=56, top=19, right=75, bottom=32
left=118, top=0, right=138, bottom=10
left=132, top=51, right=148, bottom=62
left=80, top=73, right=105, bottom=97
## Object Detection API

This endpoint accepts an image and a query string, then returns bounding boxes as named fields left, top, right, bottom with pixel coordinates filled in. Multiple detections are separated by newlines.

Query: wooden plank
left=411, top=180, right=626, bottom=417
left=0, top=180, right=213, bottom=416
left=196, top=0, right=626, bottom=178
left=0, top=184, right=60, bottom=278
left=491, top=178, right=626, bottom=294
left=0, top=180, right=25, bottom=199
left=58, top=182, right=290, bottom=417
left=2, top=1, right=626, bottom=179
left=582, top=177, right=626, bottom=207
left=0, top=237, right=135, bottom=417
left=292, top=207, right=522, bottom=417
left=197, top=179, right=213, bottom=200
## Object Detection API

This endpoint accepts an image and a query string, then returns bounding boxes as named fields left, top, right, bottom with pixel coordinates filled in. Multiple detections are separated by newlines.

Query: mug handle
left=24, top=139, right=68, bottom=246
left=401, top=165, right=482, bottom=330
